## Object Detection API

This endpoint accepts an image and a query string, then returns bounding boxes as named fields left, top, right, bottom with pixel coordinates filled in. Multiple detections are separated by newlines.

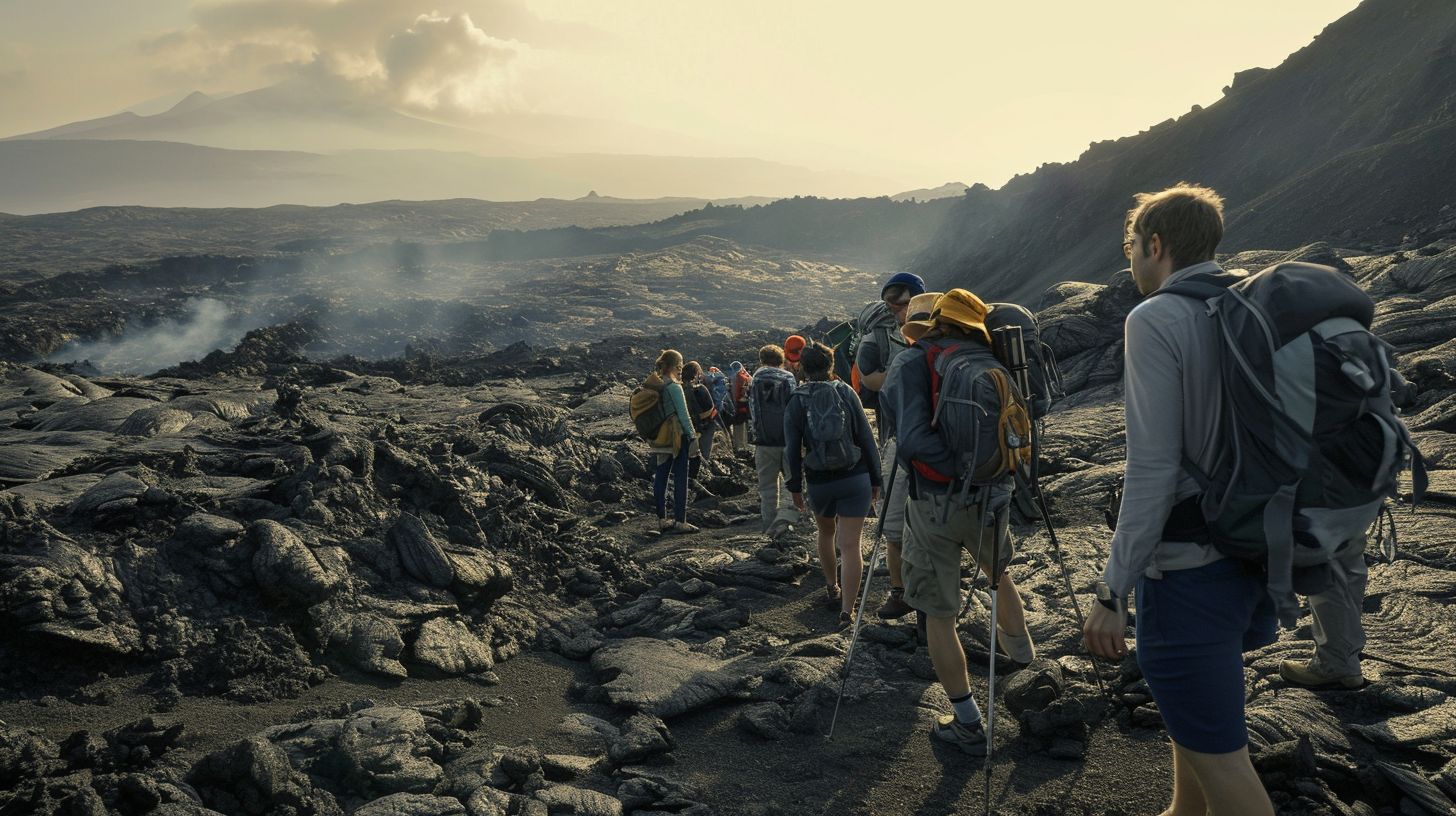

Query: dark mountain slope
left=444, top=195, right=957, bottom=268
left=912, top=0, right=1456, bottom=302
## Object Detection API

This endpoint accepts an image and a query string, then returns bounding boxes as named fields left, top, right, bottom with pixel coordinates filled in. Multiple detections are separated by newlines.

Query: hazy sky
left=0, top=0, right=1362, bottom=189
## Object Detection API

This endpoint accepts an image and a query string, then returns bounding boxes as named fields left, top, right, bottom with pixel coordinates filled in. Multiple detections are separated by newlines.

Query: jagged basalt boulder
left=338, top=707, right=446, bottom=796
left=412, top=618, right=494, bottom=675
left=1004, top=659, right=1065, bottom=718
left=607, top=714, right=674, bottom=766
left=250, top=520, right=339, bottom=605
left=390, top=513, right=456, bottom=588
left=188, top=737, right=344, bottom=816
left=323, top=613, right=408, bottom=678
left=118, top=405, right=194, bottom=437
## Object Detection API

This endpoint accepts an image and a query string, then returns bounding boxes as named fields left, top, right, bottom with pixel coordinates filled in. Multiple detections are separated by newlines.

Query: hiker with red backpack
left=880, top=289, right=1038, bottom=757
left=783, top=342, right=882, bottom=629
left=1081, top=182, right=1431, bottom=815
left=725, top=361, right=752, bottom=452
left=634, top=349, right=700, bottom=535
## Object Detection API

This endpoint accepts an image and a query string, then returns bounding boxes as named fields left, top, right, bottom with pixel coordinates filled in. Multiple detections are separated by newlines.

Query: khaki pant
left=901, top=492, right=1013, bottom=619
left=754, top=444, right=799, bottom=534
left=878, top=437, right=908, bottom=542
left=1307, top=537, right=1368, bottom=676
left=731, top=422, right=748, bottom=451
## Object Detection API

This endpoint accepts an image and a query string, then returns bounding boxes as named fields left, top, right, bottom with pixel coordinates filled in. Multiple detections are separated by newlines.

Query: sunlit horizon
left=0, top=0, right=1363, bottom=196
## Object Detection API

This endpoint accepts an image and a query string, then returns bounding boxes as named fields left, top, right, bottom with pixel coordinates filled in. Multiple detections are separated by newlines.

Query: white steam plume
left=47, top=298, right=256, bottom=376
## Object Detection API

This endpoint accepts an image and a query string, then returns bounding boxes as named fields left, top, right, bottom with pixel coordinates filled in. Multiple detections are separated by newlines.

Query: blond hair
left=655, top=349, right=684, bottom=375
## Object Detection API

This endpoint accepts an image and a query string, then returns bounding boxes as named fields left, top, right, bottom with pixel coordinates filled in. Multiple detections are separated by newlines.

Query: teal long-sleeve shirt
left=663, top=380, right=696, bottom=441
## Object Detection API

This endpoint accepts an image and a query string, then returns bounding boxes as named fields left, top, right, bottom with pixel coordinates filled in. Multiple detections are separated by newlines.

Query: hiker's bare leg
left=814, top=514, right=838, bottom=590
left=886, top=540, right=904, bottom=591
left=976, top=566, right=1028, bottom=637
left=925, top=613, right=971, bottom=698
left=836, top=516, right=866, bottom=616
left=1160, top=743, right=1208, bottom=816
left=1169, top=743, right=1271, bottom=816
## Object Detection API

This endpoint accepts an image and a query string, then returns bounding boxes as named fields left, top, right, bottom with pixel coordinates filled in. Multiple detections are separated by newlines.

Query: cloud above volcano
left=142, top=0, right=555, bottom=118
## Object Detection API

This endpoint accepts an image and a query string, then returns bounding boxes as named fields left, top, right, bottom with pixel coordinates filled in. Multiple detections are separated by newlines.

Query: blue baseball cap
left=881, top=272, right=926, bottom=300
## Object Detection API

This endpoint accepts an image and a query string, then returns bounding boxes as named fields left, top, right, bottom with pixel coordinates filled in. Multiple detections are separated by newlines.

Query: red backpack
left=732, top=369, right=752, bottom=419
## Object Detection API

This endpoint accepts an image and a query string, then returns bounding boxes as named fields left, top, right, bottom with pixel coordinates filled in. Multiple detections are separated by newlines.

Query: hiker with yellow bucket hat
left=880, top=288, right=1037, bottom=757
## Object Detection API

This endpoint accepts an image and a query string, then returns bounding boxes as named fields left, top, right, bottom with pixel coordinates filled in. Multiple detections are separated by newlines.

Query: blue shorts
left=1135, top=558, right=1277, bottom=754
left=805, top=472, right=872, bottom=518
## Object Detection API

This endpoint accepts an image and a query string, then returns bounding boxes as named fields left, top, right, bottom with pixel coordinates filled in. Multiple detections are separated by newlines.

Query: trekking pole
left=983, top=500, right=1005, bottom=810
left=827, top=458, right=899, bottom=740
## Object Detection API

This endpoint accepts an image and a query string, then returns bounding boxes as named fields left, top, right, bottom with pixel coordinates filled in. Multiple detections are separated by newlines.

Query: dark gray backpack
left=853, top=300, right=907, bottom=408
left=985, top=302, right=1063, bottom=419
left=916, top=341, right=1032, bottom=508
left=1154, top=262, right=1427, bottom=626
left=749, top=369, right=794, bottom=446
left=795, top=381, right=861, bottom=472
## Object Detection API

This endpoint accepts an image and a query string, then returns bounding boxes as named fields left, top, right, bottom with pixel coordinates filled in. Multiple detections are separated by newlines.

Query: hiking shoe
left=931, top=714, right=987, bottom=756
left=1279, top=659, right=1363, bottom=689
left=997, top=627, right=1036, bottom=665
left=837, top=611, right=854, bottom=630
left=825, top=584, right=842, bottom=607
left=665, top=521, right=700, bottom=535
left=876, top=593, right=913, bottom=620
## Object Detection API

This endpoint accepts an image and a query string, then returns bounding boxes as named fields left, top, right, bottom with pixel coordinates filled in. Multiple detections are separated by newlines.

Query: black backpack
left=750, top=369, right=795, bottom=446
left=794, top=381, right=861, bottom=472
left=1153, top=262, right=1427, bottom=626
left=986, top=302, right=1063, bottom=420
left=822, top=320, right=858, bottom=385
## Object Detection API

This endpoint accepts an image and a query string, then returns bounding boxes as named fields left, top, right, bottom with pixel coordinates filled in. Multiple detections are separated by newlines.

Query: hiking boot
left=1279, top=659, right=1363, bottom=689
left=836, top=610, right=854, bottom=630
left=997, top=627, right=1036, bottom=665
left=931, top=714, right=987, bottom=756
left=767, top=520, right=793, bottom=542
left=876, top=592, right=913, bottom=620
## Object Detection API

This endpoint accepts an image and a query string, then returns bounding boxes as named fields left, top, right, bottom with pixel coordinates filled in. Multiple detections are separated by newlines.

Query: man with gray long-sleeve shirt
left=1083, top=184, right=1275, bottom=815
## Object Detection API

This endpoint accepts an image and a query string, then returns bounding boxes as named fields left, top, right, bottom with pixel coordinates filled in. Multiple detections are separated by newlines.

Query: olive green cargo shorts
left=901, top=493, right=1013, bottom=619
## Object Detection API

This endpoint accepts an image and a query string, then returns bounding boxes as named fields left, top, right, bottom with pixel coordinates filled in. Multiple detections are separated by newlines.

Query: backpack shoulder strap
left=1149, top=271, right=1245, bottom=304
left=921, top=342, right=948, bottom=428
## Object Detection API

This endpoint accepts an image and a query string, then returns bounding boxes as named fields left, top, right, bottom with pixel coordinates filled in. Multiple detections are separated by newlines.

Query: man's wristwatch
left=1094, top=580, right=1122, bottom=613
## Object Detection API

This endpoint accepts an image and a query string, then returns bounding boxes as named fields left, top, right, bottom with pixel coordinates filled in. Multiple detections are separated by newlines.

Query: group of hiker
left=628, top=183, right=1425, bottom=816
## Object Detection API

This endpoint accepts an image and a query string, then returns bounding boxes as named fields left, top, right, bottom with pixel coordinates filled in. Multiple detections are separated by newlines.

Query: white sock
left=948, top=691, right=982, bottom=726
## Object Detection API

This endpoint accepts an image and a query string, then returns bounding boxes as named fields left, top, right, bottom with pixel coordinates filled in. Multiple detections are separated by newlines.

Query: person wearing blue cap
left=855, top=271, right=924, bottom=620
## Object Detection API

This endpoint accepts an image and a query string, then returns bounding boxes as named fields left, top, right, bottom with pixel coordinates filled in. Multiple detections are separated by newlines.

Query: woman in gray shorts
left=785, top=342, right=882, bottom=628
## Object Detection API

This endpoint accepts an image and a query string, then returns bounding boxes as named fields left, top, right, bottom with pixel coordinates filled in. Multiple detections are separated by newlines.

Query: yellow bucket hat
left=901, top=292, right=943, bottom=343
left=932, top=288, right=993, bottom=346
